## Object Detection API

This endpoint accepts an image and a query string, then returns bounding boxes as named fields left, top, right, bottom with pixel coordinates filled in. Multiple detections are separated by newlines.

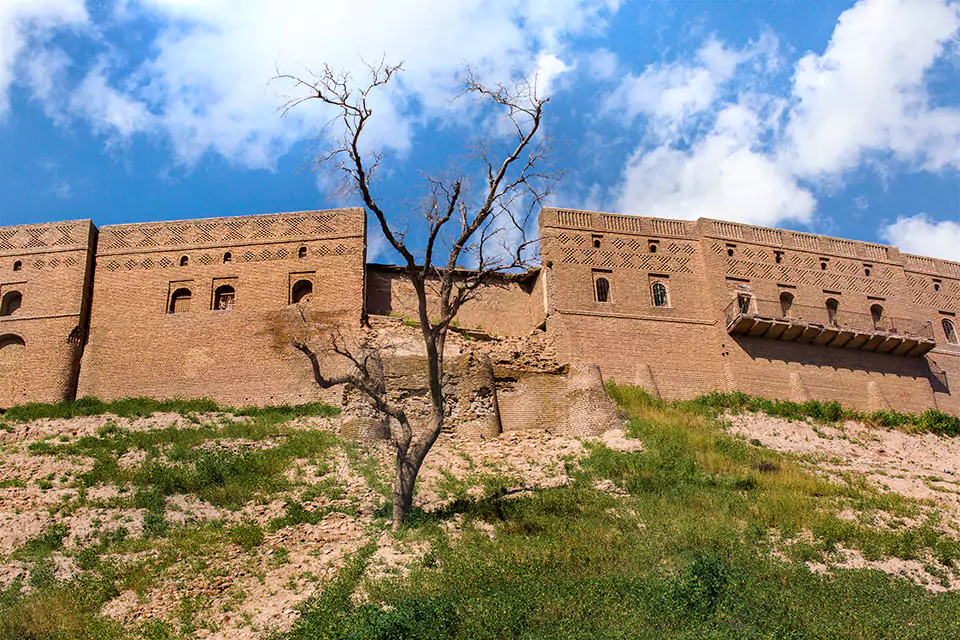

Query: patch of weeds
left=13, top=523, right=69, bottom=561
left=269, top=501, right=332, bottom=531
left=1, top=395, right=339, bottom=425
left=226, top=522, right=265, bottom=551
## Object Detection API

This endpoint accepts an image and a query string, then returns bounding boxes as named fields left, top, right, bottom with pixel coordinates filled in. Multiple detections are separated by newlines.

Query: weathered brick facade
left=75, top=209, right=367, bottom=407
left=1, top=206, right=958, bottom=417
left=0, top=220, right=96, bottom=407
left=538, top=207, right=960, bottom=415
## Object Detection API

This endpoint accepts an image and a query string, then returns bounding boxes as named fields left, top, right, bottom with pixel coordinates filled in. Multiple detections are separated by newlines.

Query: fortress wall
left=902, top=255, right=960, bottom=414
left=539, top=208, right=725, bottom=399
left=541, top=208, right=959, bottom=415
left=365, top=265, right=546, bottom=337
left=76, top=209, right=366, bottom=407
left=0, top=220, right=96, bottom=407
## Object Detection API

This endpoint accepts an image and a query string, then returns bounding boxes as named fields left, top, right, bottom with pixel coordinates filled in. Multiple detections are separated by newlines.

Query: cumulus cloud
left=880, top=214, right=960, bottom=261
left=613, top=103, right=815, bottom=225
left=784, top=0, right=960, bottom=179
left=0, top=0, right=87, bottom=114
left=12, top=0, right=619, bottom=169
left=603, top=37, right=750, bottom=140
left=609, top=0, right=960, bottom=230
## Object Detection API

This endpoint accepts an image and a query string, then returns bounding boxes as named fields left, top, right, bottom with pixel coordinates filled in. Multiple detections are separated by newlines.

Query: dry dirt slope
left=0, top=408, right=637, bottom=639
left=0, top=400, right=958, bottom=639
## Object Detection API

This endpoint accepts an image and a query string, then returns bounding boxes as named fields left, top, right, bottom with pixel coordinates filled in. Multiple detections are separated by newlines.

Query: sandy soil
left=726, top=412, right=960, bottom=589
left=726, top=413, right=960, bottom=520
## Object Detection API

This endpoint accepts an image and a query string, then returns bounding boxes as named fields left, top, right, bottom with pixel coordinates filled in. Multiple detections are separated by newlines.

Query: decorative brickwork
left=1, top=206, right=957, bottom=421
left=540, top=207, right=960, bottom=415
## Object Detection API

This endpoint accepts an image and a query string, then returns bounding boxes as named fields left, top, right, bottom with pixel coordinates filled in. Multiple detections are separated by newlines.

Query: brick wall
left=0, top=220, right=96, bottom=407
left=2, top=206, right=958, bottom=418
left=76, top=209, right=366, bottom=407
left=365, top=264, right=546, bottom=337
left=540, top=207, right=960, bottom=415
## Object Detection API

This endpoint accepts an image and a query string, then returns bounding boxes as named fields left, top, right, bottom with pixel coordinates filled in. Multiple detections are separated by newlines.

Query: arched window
left=223, top=252, right=232, bottom=263
left=595, top=277, right=610, bottom=303
left=0, top=334, right=25, bottom=362
left=291, top=279, right=313, bottom=304
left=298, top=246, right=307, bottom=259
left=213, top=285, right=235, bottom=311
left=870, top=304, right=885, bottom=329
left=12, top=261, right=22, bottom=272
left=737, top=294, right=752, bottom=315
left=0, top=291, right=22, bottom=316
left=825, top=298, right=840, bottom=326
left=820, top=261, right=828, bottom=270
left=179, top=255, right=189, bottom=267
left=649, top=243, right=658, bottom=253
left=169, top=288, right=192, bottom=314
left=779, top=291, right=794, bottom=317
left=943, top=319, right=959, bottom=345
left=652, top=282, right=668, bottom=307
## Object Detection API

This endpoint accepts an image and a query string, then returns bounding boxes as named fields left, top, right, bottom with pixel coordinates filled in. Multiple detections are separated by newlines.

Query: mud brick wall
left=0, top=220, right=96, bottom=407
left=365, top=265, right=546, bottom=337
left=76, top=209, right=366, bottom=407
left=2, top=205, right=958, bottom=418
left=540, top=207, right=960, bottom=415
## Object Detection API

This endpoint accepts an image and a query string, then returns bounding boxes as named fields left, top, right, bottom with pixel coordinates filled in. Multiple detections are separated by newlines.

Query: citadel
left=1, top=207, right=958, bottom=427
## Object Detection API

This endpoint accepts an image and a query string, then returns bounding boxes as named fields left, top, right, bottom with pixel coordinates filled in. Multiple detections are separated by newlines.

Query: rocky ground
left=0, top=408, right=639, bottom=639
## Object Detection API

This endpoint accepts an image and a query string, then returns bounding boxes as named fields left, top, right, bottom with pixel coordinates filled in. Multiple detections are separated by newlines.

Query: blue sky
left=1, top=0, right=958, bottom=260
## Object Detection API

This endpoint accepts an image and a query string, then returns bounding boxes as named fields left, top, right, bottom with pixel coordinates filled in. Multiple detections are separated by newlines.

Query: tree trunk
left=392, top=449, right=418, bottom=529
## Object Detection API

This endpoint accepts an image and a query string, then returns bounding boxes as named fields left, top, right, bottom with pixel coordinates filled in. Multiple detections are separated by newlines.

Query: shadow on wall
left=733, top=336, right=932, bottom=378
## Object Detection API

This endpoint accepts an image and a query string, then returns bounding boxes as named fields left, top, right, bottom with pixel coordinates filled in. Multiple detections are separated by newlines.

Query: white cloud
left=609, top=0, right=960, bottom=233
left=614, top=103, right=815, bottom=225
left=17, top=0, right=616, bottom=169
left=784, top=0, right=960, bottom=179
left=69, top=65, right=154, bottom=139
left=880, top=214, right=960, bottom=261
left=603, top=38, right=742, bottom=139
left=0, top=0, right=87, bottom=114
left=585, top=48, right=618, bottom=80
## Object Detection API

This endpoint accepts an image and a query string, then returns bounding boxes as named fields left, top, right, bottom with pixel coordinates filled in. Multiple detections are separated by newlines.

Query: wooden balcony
left=724, top=299, right=936, bottom=357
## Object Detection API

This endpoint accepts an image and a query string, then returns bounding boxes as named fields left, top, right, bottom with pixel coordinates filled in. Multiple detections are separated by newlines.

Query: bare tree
left=273, top=60, right=556, bottom=528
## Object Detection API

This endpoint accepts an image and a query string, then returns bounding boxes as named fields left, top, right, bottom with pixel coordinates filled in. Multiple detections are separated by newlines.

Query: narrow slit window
left=595, top=277, right=610, bottom=303
left=943, top=318, right=959, bottom=345
left=870, top=304, right=885, bottom=329
left=825, top=298, right=840, bottom=326
left=779, top=291, right=794, bottom=317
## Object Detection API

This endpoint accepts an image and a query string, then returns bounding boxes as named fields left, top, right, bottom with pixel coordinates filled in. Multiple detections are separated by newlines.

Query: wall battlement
left=1, top=206, right=958, bottom=418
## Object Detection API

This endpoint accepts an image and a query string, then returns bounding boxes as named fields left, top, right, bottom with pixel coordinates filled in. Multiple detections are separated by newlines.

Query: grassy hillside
left=1, top=389, right=958, bottom=639
left=285, top=385, right=960, bottom=640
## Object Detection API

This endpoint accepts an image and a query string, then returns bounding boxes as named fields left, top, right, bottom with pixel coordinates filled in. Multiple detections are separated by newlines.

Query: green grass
left=3, top=387, right=959, bottom=638
left=282, top=383, right=960, bottom=640
left=676, top=390, right=960, bottom=436
left=0, top=396, right=339, bottom=424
